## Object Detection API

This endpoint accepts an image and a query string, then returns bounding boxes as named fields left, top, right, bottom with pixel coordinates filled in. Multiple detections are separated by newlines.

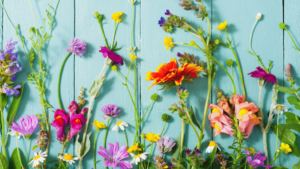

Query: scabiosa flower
left=98, top=142, right=132, bottom=169
left=10, top=115, right=38, bottom=138
left=165, top=10, right=170, bottom=15
left=248, top=67, right=276, bottom=84
left=99, top=47, right=124, bottom=66
left=35, top=130, right=48, bottom=149
left=158, top=17, right=164, bottom=27
left=51, top=109, right=69, bottom=141
left=156, top=136, right=176, bottom=154
left=101, top=104, right=121, bottom=120
left=245, top=149, right=273, bottom=168
left=68, top=112, right=87, bottom=141
left=66, top=38, right=86, bottom=56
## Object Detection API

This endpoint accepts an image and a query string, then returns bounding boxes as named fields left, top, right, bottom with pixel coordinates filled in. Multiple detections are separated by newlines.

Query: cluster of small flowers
left=154, top=155, right=168, bottom=169
left=186, top=148, right=205, bottom=167
left=215, top=154, right=227, bottom=169
left=35, top=130, right=48, bottom=149
left=284, top=63, right=295, bottom=85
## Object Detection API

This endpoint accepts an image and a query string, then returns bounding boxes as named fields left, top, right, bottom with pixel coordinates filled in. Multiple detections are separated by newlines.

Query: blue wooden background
left=1, top=0, right=299, bottom=168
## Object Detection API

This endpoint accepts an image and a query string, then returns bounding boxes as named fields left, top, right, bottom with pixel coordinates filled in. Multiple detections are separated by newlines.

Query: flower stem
left=103, top=119, right=110, bottom=149
left=0, top=108, right=6, bottom=157
left=147, top=142, right=153, bottom=169
left=93, top=129, right=99, bottom=169
left=285, top=27, right=300, bottom=53
left=180, top=119, right=185, bottom=158
left=26, top=138, right=30, bottom=163
left=111, top=21, right=117, bottom=49
left=123, top=130, right=128, bottom=148
left=15, top=137, right=24, bottom=168
left=160, top=122, right=166, bottom=136
left=276, top=113, right=280, bottom=165
left=97, top=17, right=109, bottom=48
left=57, top=53, right=72, bottom=110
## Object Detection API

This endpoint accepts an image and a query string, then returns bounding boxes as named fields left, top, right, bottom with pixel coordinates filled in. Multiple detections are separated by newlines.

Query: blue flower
left=158, top=17, right=164, bottom=27
left=0, top=38, right=18, bottom=60
left=3, top=83, right=22, bottom=97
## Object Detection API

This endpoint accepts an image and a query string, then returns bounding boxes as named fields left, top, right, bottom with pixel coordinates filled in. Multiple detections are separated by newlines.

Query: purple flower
left=248, top=67, right=276, bottom=84
left=68, top=101, right=78, bottom=117
left=5, top=61, right=22, bottom=76
left=99, top=47, right=124, bottom=66
left=66, top=38, right=86, bottom=56
left=0, top=38, right=18, bottom=60
left=3, top=83, right=22, bottom=97
left=51, top=109, right=69, bottom=141
left=10, top=75, right=16, bottom=81
left=102, top=104, right=121, bottom=120
left=165, top=10, right=170, bottom=15
left=179, top=87, right=185, bottom=91
left=185, top=149, right=192, bottom=154
left=156, top=136, right=176, bottom=154
left=68, top=112, right=86, bottom=140
left=245, top=149, right=273, bottom=168
left=98, top=142, right=132, bottom=169
left=158, top=17, right=164, bottom=27
left=10, top=115, right=38, bottom=138
left=194, top=148, right=201, bottom=154
left=169, top=163, right=173, bottom=168
left=177, top=52, right=181, bottom=57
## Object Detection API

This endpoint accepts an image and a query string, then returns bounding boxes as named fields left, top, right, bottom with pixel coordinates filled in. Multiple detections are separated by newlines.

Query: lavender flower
left=2, top=83, right=22, bottom=97
left=156, top=136, right=176, bottom=154
left=155, top=155, right=168, bottom=169
left=185, top=149, right=192, bottom=154
left=101, top=104, right=121, bottom=120
left=66, top=38, right=87, bottom=56
left=245, top=149, right=273, bottom=168
left=10, top=115, right=39, bottom=138
left=0, top=38, right=18, bottom=60
left=5, top=61, right=22, bottom=76
left=165, top=10, right=170, bottom=15
left=35, top=130, right=48, bottom=149
left=177, top=52, right=181, bottom=57
left=158, top=17, right=164, bottom=27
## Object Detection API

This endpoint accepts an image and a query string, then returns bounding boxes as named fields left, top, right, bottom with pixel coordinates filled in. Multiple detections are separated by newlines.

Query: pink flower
left=66, top=38, right=86, bottom=56
left=248, top=67, right=276, bottom=84
left=10, top=115, right=38, bottom=138
left=51, top=109, right=69, bottom=141
left=68, top=101, right=78, bottom=117
left=219, top=99, right=232, bottom=115
left=99, top=46, right=124, bottom=66
left=231, top=94, right=245, bottom=105
left=208, top=104, right=233, bottom=136
left=68, top=112, right=87, bottom=140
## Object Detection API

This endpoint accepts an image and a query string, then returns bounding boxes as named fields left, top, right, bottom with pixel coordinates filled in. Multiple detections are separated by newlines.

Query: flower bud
left=141, top=133, right=145, bottom=138
left=151, top=93, right=158, bottom=101
left=256, top=13, right=262, bottom=20
left=161, top=113, right=170, bottom=122
left=111, top=65, right=118, bottom=71
left=258, top=77, right=267, bottom=87
left=190, top=40, right=196, bottom=46
left=279, top=22, right=286, bottom=30
left=214, top=39, right=220, bottom=45
left=94, top=12, right=99, bottom=17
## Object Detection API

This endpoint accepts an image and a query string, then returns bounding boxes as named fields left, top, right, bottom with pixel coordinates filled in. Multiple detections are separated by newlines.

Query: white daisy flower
left=29, top=151, right=47, bottom=167
left=112, top=121, right=128, bottom=132
left=256, top=12, right=262, bottom=20
left=273, top=104, right=288, bottom=114
left=7, top=130, right=24, bottom=139
left=206, top=141, right=221, bottom=153
left=130, top=152, right=149, bottom=165
left=58, top=153, right=79, bottom=164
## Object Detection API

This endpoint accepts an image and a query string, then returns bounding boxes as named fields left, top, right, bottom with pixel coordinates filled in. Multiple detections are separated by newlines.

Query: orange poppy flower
left=146, top=58, right=203, bottom=90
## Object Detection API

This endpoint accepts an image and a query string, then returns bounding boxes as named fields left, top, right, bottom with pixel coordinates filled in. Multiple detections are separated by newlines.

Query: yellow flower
left=111, top=65, right=118, bottom=71
left=129, top=54, right=137, bottom=61
left=249, top=147, right=256, bottom=155
left=163, top=36, right=174, bottom=51
left=127, top=143, right=142, bottom=153
left=280, top=143, right=292, bottom=154
left=216, top=21, right=227, bottom=31
left=91, top=120, right=106, bottom=130
left=190, top=40, right=196, bottom=46
left=112, top=12, right=123, bottom=23
left=145, top=133, right=160, bottom=142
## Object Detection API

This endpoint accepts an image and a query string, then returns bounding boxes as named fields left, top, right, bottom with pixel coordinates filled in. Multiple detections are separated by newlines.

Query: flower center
left=73, top=119, right=82, bottom=124
left=208, top=141, right=217, bottom=147
left=55, top=116, right=64, bottom=126
left=239, top=109, right=249, bottom=119
left=212, top=108, right=221, bottom=116
left=134, top=154, right=142, bottom=158
left=63, top=154, right=73, bottom=160
left=34, top=155, right=41, bottom=161
left=116, top=121, right=123, bottom=126
left=276, top=104, right=283, bottom=110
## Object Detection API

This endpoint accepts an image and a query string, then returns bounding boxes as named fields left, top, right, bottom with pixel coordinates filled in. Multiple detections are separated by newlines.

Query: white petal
left=112, top=125, right=119, bottom=131
left=119, top=125, right=125, bottom=131
left=122, top=122, right=129, bottom=127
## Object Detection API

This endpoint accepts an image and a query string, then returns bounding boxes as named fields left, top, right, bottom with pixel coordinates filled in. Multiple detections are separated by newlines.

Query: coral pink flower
left=68, top=112, right=87, bottom=140
left=231, top=94, right=245, bottom=105
left=51, top=109, right=69, bottom=141
left=219, top=99, right=232, bottom=115
left=208, top=104, right=233, bottom=136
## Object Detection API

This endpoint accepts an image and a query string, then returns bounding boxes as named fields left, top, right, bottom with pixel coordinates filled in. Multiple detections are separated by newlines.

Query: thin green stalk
left=26, top=138, right=30, bottom=163
left=160, top=122, right=166, bottom=136
left=104, top=119, right=110, bottom=149
left=97, top=18, right=109, bottom=48
left=111, top=22, right=117, bottom=49
left=15, top=137, right=24, bottom=168
left=58, top=53, right=72, bottom=110
left=147, top=143, right=154, bottom=169
left=138, top=101, right=154, bottom=125
left=1, top=109, right=6, bottom=157
left=276, top=113, right=280, bottom=165
left=180, top=120, right=185, bottom=158
left=29, top=0, right=38, bottom=42
left=285, top=28, right=300, bottom=52
left=93, top=129, right=99, bottom=169
left=123, top=130, right=128, bottom=148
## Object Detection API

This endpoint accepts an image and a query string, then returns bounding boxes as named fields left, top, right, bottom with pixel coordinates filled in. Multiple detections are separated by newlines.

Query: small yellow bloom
left=127, top=143, right=142, bottom=153
left=190, top=40, right=196, bottom=46
left=163, top=36, right=174, bottom=51
left=129, top=54, right=137, bottom=61
left=112, top=12, right=123, bottom=23
left=145, top=133, right=160, bottom=142
left=111, top=65, right=118, bottom=71
left=91, top=120, right=106, bottom=130
left=280, top=143, right=292, bottom=154
left=216, top=21, right=227, bottom=31
left=249, top=147, right=256, bottom=155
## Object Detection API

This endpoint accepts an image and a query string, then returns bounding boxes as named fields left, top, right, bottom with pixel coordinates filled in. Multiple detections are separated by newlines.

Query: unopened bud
left=256, top=13, right=262, bottom=20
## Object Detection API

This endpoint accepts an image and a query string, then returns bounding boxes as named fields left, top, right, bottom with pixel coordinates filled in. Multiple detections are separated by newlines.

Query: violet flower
left=245, top=149, right=273, bottom=168
left=248, top=67, right=276, bottom=84
left=185, top=149, right=192, bottom=154
left=177, top=52, right=181, bottom=57
left=5, top=61, right=22, bottom=76
left=0, top=38, right=18, bottom=60
left=68, top=112, right=87, bottom=140
left=156, top=136, right=176, bottom=154
left=165, top=10, right=170, bottom=15
left=98, top=142, right=132, bottom=169
left=102, top=104, right=121, bottom=120
left=51, top=109, right=69, bottom=141
left=3, top=83, right=22, bottom=97
left=10, top=115, right=38, bottom=138
left=66, top=38, right=86, bottom=56
left=158, top=17, right=164, bottom=27
left=99, top=47, right=124, bottom=66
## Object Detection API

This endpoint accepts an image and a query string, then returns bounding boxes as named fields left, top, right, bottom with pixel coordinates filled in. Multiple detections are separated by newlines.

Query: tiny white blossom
left=273, top=104, right=288, bottom=114
left=29, top=151, right=47, bottom=167
left=112, top=121, right=128, bottom=132
left=130, top=152, right=148, bottom=165
left=256, top=13, right=262, bottom=20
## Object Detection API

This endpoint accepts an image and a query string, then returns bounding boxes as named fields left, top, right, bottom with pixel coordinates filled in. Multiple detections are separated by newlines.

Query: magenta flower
left=68, top=112, right=87, bottom=140
left=99, top=47, right=124, bottom=66
left=102, top=104, right=121, bottom=120
left=245, top=149, right=273, bottom=168
left=68, top=101, right=78, bottom=117
left=248, top=67, right=276, bottom=84
left=156, top=136, right=176, bottom=154
left=165, top=10, right=170, bottom=15
left=98, top=142, right=132, bottom=169
left=10, top=115, right=38, bottom=138
left=51, top=109, right=69, bottom=141
left=66, top=38, right=86, bottom=56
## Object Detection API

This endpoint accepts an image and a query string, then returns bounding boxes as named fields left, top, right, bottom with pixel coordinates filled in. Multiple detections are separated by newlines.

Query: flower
left=101, top=104, right=121, bottom=120
left=98, top=142, right=132, bottom=169
left=231, top=94, right=245, bottom=105
left=68, top=101, right=78, bottom=117
left=151, top=93, right=159, bottom=101
left=2, top=83, right=22, bottom=97
left=131, top=152, right=149, bottom=165
left=146, top=58, right=203, bottom=90
left=127, top=143, right=142, bottom=153
left=68, top=112, right=87, bottom=140
left=208, top=105, right=233, bottom=136
left=185, top=149, right=192, bottom=154
left=206, top=141, right=221, bottom=153
left=165, top=10, right=170, bottom=15
left=7, top=129, right=24, bottom=139
left=35, top=130, right=48, bottom=149
left=155, top=155, right=168, bottom=169
left=0, top=38, right=18, bottom=60
left=92, top=120, right=106, bottom=130
left=129, top=54, right=137, bottom=61
left=161, top=114, right=170, bottom=122
left=156, top=136, right=176, bottom=154
left=163, top=36, right=174, bottom=50
left=112, top=12, right=123, bottom=22
left=177, top=52, right=181, bottom=57
left=256, top=13, right=262, bottom=20
left=190, top=40, right=196, bottom=46
left=158, top=17, right=164, bottom=27
left=248, top=67, right=277, bottom=84
left=66, top=38, right=86, bottom=56
left=51, top=109, right=69, bottom=141
left=273, top=104, right=288, bottom=114
left=10, top=115, right=38, bottom=138
left=285, top=63, right=293, bottom=80
left=5, top=61, right=22, bottom=76
left=58, top=153, right=79, bottom=164
left=249, top=147, right=256, bottom=155
left=99, top=47, right=124, bottom=66
left=112, top=121, right=129, bottom=132
left=216, top=21, right=227, bottom=31
left=145, top=133, right=160, bottom=142
left=111, top=65, right=118, bottom=71
left=280, top=143, right=292, bottom=154
left=29, top=151, right=47, bottom=167
left=245, top=149, right=273, bottom=168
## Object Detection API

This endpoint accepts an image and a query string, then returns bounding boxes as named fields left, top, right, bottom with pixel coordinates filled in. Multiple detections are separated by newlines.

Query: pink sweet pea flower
left=51, top=109, right=69, bottom=141
left=68, top=112, right=87, bottom=140
left=208, top=104, right=233, bottom=136
left=248, top=67, right=276, bottom=84
left=99, top=46, right=124, bottom=66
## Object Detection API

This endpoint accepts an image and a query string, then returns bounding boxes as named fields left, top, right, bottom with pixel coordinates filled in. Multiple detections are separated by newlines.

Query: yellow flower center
left=34, top=155, right=41, bottom=161
left=276, top=104, right=283, bottom=110
left=239, top=109, right=249, bottom=119
left=214, top=123, right=221, bottom=131
left=134, top=154, right=142, bottom=158
left=63, top=154, right=74, bottom=160
left=212, top=108, right=221, bottom=116
left=116, top=121, right=123, bottom=126
left=249, top=147, right=256, bottom=155
left=208, top=141, right=217, bottom=147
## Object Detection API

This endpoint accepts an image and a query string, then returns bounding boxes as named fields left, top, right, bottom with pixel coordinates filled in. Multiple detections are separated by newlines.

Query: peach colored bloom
left=219, top=99, right=232, bottom=115
left=208, top=104, right=233, bottom=136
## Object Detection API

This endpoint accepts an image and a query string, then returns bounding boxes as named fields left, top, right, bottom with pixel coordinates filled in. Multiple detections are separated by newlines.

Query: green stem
left=180, top=120, right=185, bottom=158
left=0, top=108, right=6, bottom=157
left=270, top=152, right=283, bottom=165
left=15, top=137, right=24, bottom=168
left=123, top=130, right=128, bottom=148
left=160, top=122, right=166, bottom=136
left=276, top=113, right=280, bottom=165
left=57, top=53, right=72, bottom=110
left=111, top=21, right=117, bottom=49
left=29, top=0, right=38, bottom=42
left=138, top=101, right=154, bottom=125
left=147, top=143, right=153, bottom=169
left=285, top=28, right=300, bottom=52
left=26, top=138, right=30, bottom=163
left=104, top=119, right=110, bottom=149
left=93, top=129, right=99, bottom=169
left=97, top=18, right=109, bottom=48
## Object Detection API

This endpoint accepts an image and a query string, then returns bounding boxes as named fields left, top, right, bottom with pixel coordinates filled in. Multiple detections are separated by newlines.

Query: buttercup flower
left=156, top=136, right=176, bottom=154
left=68, top=112, right=87, bottom=140
left=131, top=152, right=149, bottom=165
left=98, top=142, right=132, bottom=169
left=29, top=151, right=47, bottom=167
left=216, top=21, right=227, bottom=31
left=273, top=104, right=288, bottom=114
left=127, top=143, right=142, bottom=153
left=163, top=36, right=174, bottom=50
left=111, top=65, right=118, bottom=71
left=99, top=47, right=124, bottom=66
left=92, top=120, right=106, bottom=130
left=280, top=143, right=292, bottom=154
left=58, top=153, right=79, bottom=164
left=102, top=104, right=121, bottom=120
left=112, top=121, right=129, bottom=132
left=145, top=133, right=160, bottom=142
left=10, top=115, right=38, bottom=138
left=248, top=67, right=276, bottom=84
left=208, top=105, right=233, bottom=136
left=206, top=141, right=221, bottom=153
left=112, top=12, right=123, bottom=22
left=158, top=17, right=164, bottom=27
left=66, top=38, right=86, bottom=56
left=245, top=149, right=273, bottom=168
left=51, top=109, right=69, bottom=141
left=190, top=40, right=196, bottom=46
left=129, top=54, right=137, bottom=61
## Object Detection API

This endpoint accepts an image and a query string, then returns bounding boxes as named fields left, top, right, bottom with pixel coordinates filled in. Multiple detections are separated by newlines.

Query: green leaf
left=0, top=153, right=8, bottom=169
left=272, top=166, right=288, bottom=169
left=200, top=146, right=217, bottom=169
left=277, top=124, right=300, bottom=134
left=287, top=96, right=299, bottom=105
left=275, top=86, right=296, bottom=95
left=80, top=132, right=92, bottom=157
left=293, top=160, right=300, bottom=169
left=6, top=82, right=24, bottom=127
left=9, top=148, right=25, bottom=169
left=271, top=124, right=296, bottom=146
left=171, top=132, right=181, bottom=160
left=0, top=94, right=8, bottom=110
left=149, top=162, right=157, bottom=169
left=190, top=106, right=201, bottom=131
left=284, top=112, right=300, bottom=124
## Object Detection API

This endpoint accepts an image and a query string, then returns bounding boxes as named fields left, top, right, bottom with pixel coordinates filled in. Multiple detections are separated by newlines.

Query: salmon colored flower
left=163, top=36, right=174, bottom=50
left=216, top=21, right=227, bottom=31
left=112, top=12, right=123, bottom=22
left=231, top=94, right=245, bottom=105
left=208, top=105, right=233, bottom=136
left=219, top=99, right=232, bottom=114
left=146, top=58, right=203, bottom=90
